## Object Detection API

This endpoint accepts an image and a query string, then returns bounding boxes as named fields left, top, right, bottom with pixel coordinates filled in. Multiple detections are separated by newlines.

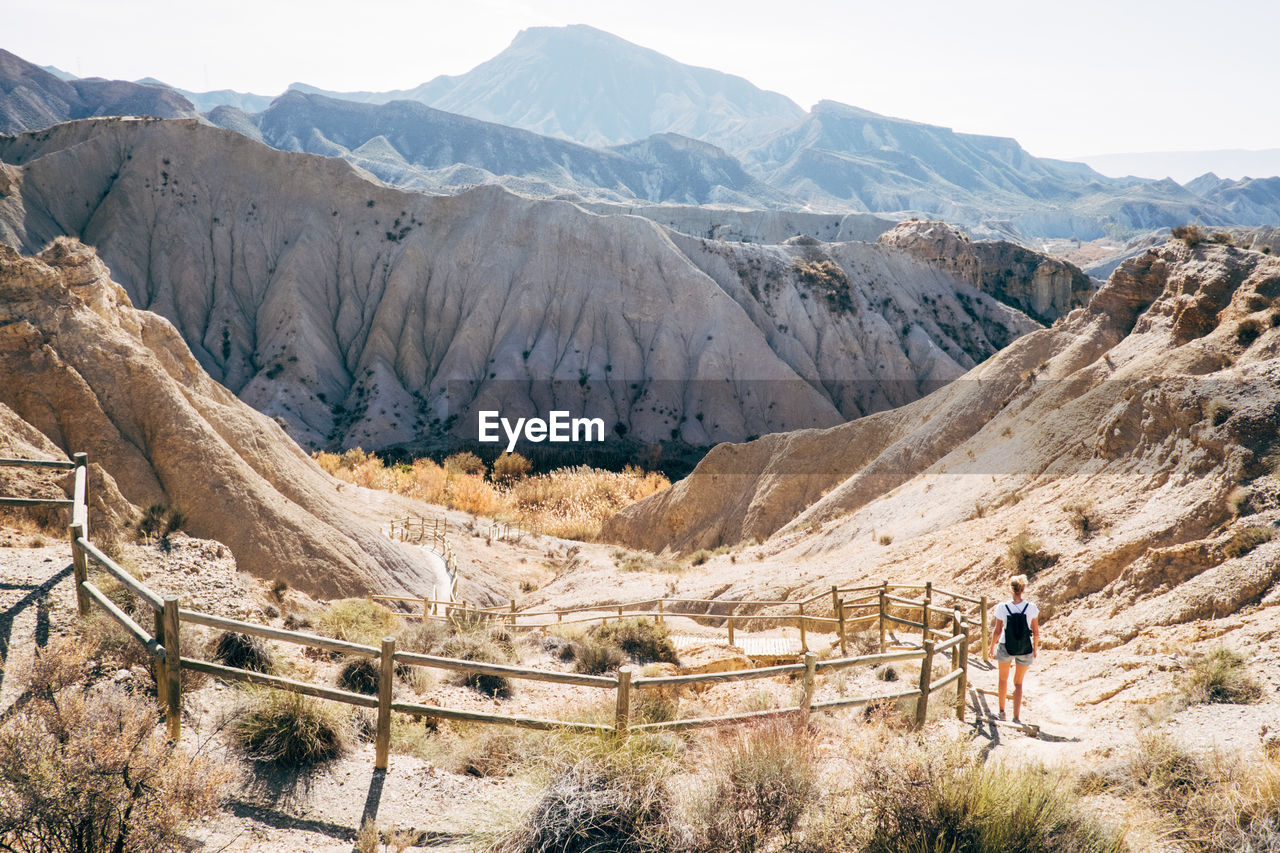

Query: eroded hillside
left=0, top=118, right=1066, bottom=458
left=0, top=239, right=445, bottom=597
left=605, top=239, right=1280, bottom=648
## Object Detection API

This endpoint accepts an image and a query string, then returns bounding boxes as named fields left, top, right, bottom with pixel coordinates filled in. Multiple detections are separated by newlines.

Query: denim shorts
left=995, top=644, right=1034, bottom=667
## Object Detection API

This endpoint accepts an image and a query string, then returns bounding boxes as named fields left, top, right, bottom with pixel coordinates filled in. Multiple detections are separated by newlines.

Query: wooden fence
left=387, top=516, right=459, bottom=599
left=2, top=454, right=984, bottom=773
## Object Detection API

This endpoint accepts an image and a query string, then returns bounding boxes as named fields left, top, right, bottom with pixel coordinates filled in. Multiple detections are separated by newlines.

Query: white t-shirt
left=993, top=600, right=1038, bottom=647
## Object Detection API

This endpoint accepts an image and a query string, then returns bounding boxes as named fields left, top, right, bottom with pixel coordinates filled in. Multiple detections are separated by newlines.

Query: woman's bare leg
left=997, top=660, right=1011, bottom=714
left=1012, top=663, right=1030, bottom=720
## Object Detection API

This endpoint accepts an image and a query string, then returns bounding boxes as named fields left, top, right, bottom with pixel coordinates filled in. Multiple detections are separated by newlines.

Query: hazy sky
left=7, top=0, right=1277, bottom=160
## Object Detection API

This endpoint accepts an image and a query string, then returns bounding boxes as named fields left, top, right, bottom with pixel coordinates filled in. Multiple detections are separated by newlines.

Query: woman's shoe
left=996, top=711, right=1006, bottom=721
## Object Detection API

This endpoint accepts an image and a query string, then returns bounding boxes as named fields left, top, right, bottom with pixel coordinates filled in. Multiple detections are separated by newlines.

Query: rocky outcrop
left=878, top=220, right=1095, bottom=324
left=0, top=118, right=1042, bottom=459
left=0, top=239, right=445, bottom=598
left=604, top=241, right=1280, bottom=646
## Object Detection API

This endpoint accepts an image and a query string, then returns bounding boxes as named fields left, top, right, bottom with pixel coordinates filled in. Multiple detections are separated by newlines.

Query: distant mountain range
left=1075, top=149, right=1280, bottom=184
left=3, top=27, right=1279, bottom=242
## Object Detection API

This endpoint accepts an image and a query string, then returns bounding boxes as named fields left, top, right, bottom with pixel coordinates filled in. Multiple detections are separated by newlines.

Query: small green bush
left=1180, top=648, right=1263, bottom=705
left=231, top=688, right=353, bottom=767
left=572, top=636, right=625, bottom=675
left=689, top=549, right=712, bottom=566
left=212, top=631, right=275, bottom=673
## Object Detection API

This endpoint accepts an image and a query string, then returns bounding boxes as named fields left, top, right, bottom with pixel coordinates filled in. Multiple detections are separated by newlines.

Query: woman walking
left=987, top=573, right=1039, bottom=723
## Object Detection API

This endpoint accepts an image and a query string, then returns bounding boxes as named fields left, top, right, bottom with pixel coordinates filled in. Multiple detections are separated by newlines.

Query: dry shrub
left=858, top=734, right=1122, bottom=853
left=444, top=451, right=487, bottom=476
left=316, top=598, right=402, bottom=645
left=438, top=725, right=542, bottom=778
left=496, top=735, right=678, bottom=853
left=573, top=635, right=625, bottom=675
left=440, top=633, right=514, bottom=698
left=339, top=656, right=381, bottom=695
left=312, top=451, right=668, bottom=541
left=231, top=688, right=353, bottom=767
left=211, top=631, right=275, bottom=673
left=1006, top=529, right=1058, bottom=575
left=1224, top=525, right=1274, bottom=558
left=1173, top=224, right=1207, bottom=246
left=1088, top=732, right=1280, bottom=852
left=690, top=720, right=817, bottom=853
left=591, top=618, right=678, bottom=666
left=613, top=549, right=682, bottom=574
left=0, top=642, right=229, bottom=853
left=492, top=451, right=533, bottom=485
left=510, top=465, right=669, bottom=541
left=1180, top=648, right=1263, bottom=705
left=1064, top=500, right=1096, bottom=539
left=450, top=473, right=502, bottom=516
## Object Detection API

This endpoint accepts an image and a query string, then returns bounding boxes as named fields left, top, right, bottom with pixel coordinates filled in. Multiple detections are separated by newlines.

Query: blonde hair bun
left=1009, top=574, right=1029, bottom=593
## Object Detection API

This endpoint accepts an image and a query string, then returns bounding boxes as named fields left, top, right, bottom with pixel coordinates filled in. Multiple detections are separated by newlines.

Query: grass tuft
left=230, top=688, right=353, bottom=767
left=1180, top=647, right=1263, bottom=706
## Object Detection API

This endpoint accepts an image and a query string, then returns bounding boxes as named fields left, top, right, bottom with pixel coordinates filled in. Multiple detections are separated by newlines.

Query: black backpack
left=1004, top=603, right=1033, bottom=655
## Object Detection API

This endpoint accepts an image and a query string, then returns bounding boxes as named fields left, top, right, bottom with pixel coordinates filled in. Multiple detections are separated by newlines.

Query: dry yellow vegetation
left=313, top=449, right=669, bottom=541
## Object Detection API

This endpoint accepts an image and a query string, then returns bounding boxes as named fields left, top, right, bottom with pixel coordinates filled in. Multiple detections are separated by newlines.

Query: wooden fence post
left=915, top=639, right=935, bottom=730
left=957, top=619, right=969, bottom=722
left=162, top=596, right=181, bottom=740
left=727, top=616, right=735, bottom=647
left=878, top=587, right=887, bottom=654
left=510, top=599, right=517, bottom=628
left=69, top=521, right=90, bottom=617
left=423, top=596, right=429, bottom=621
left=980, top=595, right=990, bottom=662
left=375, top=636, right=395, bottom=770
left=615, top=666, right=633, bottom=735
left=801, top=651, right=817, bottom=719
left=837, top=597, right=847, bottom=656
left=657, top=599, right=664, bottom=625
left=798, top=601, right=807, bottom=652
left=951, top=610, right=962, bottom=671
left=154, top=604, right=167, bottom=705
left=921, top=597, right=931, bottom=646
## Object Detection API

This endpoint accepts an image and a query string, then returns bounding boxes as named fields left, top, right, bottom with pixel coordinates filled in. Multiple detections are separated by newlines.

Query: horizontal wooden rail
left=884, top=594, right=927, bottom=607
left=0, top=457, right=77, bottom=469
left=884, top=614, right=926, bottom=630
left=78, top=536, right=164, bottom=610
left=393, top=650, right=618, bottom=687
left=928, top=668, right=965, bottom=693
left=933, top=633, right=966, bottom=654
left=391, top=700, right=612, bottom=732
left=814, top=649, right=924, bottom=672
left=81, top=581, right=164, bottom=661
left=631, top=705, right=805, bottom=732
left=632, top=661, right=806, bottom=688
left=182, top=658, right=379, bottom=707
left=178, top=609, right=380, bottom=658
left=811, top=685, right=922, bottom=711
